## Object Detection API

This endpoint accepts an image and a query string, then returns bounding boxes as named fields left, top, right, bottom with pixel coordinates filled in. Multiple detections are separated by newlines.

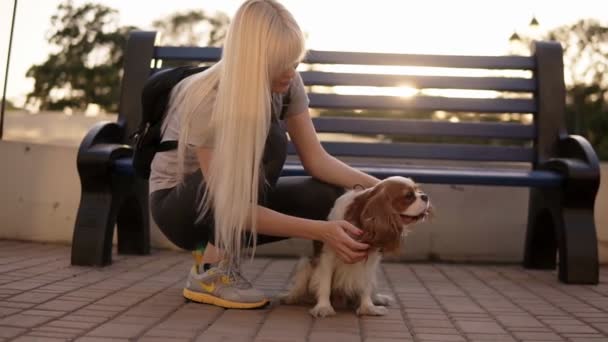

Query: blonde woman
left=150, top=0, right=379, bottom=309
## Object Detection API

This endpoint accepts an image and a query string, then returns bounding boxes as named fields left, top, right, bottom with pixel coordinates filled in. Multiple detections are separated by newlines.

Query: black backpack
left=131, top=65, right=210, bottom=179
left=131, top=65, right=292, bottom=179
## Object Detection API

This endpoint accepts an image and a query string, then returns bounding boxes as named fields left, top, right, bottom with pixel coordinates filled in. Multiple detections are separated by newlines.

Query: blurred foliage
left=151, top=10, right=229, bottom=70
left=520, top=19, right=608, bottom=159
left=25, top=1, right=229, bottom=114
left=152, top=10, right=229, bottom=47
left=2, top=99, right=19, bottom=110
left=26, top=1, right=136, bottom=113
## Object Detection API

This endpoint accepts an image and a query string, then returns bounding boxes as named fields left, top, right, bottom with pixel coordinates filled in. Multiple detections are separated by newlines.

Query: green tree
left=152, top=10, right=229, bottom=46
left=1, top=99, right=19, bottom=110
left=26, top=1, right=136, bottom=113
left=26, top=3, right=230, bottom=113
left=520, top=19, right=608, bottom=159
left=547, top=20, right=608, bottom=159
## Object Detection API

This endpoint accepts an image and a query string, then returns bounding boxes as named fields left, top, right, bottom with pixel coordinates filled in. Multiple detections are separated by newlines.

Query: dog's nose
left=420, top=194, right=429, bottom=202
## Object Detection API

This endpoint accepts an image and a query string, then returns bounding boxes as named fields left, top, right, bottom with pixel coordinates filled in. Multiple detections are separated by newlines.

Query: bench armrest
left=541, top=135, right=600, bottom=175
left=556, top=135, right=599, bottom=167
left=538, top=135, right=600, bottom=206
left=78, top=121, right=126, bottom=150
left=77, top=121, right=133, bottom=183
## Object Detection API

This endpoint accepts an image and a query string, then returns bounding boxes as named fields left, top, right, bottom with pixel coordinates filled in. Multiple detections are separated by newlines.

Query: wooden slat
left=305, top=50, right=536, bottom=69
left=312, top=117, right=535, bottom=139
left=308, top=93, right=536, bottom=113
left=153, top=46, right=535, bottom=70
left=301, top=72, right=535, bottom=92
left=287, top=142, right=534, bottom=162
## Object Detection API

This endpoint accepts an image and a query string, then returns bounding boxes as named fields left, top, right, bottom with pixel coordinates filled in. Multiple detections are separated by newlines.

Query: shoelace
left=226, top=266, right=253, bottom=289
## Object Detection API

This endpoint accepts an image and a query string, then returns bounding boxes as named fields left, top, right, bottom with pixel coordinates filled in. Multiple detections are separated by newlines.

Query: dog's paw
left=278, top=292, right=298, bottom=304
left=372, top=293, right=394, bottom=306
left=356, top=304, right=388, bottom=316
left=279, top=292, right=315, bottom=305
left=309, top=304, right=336, bottom=318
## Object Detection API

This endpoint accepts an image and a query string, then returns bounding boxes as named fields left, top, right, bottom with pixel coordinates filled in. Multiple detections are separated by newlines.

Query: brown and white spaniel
left=282, top=176, right=431, bottom=317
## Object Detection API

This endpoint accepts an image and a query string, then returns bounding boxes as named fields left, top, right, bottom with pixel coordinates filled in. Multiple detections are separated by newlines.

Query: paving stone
left=0, top=313, right=53, bottom=327
left=85, top=322, right=150, bottom=338
left=75, top=337, right=131, bottom=342
left=0, top=242, right=606, bottom=342
left=7, top=291, right=59, bottom=304
left=465, top=333, right=517, bottom=342
left=511, top=331, right=564, bottom=340
left=309, top=331, right=364, bottom=342
left=20, top=309, right=66, bottom=317
left=551, top=323, right=599, bottom=333
left=13, top=336, right=69, bottom=342
left=37, top=299, right=90, bottom=311
left=0, top=306, right=21, bottom=317
left=0, top=326, right=26, bottom=338
left=414, top=333, right=467, bottom=341
left=456, top=320, right=507, bottom=334
left=139, top=337, right=190, bottom=342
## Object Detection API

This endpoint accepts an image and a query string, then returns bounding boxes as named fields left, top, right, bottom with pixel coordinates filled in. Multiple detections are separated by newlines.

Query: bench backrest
left=117, top=31, right=567, bottom=167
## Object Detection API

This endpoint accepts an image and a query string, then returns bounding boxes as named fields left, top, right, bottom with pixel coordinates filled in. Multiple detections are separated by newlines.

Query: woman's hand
left=318, top=220, right=369, bottom=264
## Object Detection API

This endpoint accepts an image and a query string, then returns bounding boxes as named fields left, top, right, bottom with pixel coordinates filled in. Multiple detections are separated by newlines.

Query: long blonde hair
left=172, top=0, right=306, bottom=263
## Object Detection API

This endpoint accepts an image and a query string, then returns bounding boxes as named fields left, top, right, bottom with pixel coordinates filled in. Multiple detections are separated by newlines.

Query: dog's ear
left=358, top=186, right=402, bottom=252
left=425, top=203, right=436, bottom=222
left=343, top=188, right=376, bottom=231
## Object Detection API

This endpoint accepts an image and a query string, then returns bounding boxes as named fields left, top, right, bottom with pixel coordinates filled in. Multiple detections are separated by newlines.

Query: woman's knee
left=269, top=176, right=345, bottom=220
left=150, top=187, right=212, bottom=251
left=308, top=178, right=344, bottom=205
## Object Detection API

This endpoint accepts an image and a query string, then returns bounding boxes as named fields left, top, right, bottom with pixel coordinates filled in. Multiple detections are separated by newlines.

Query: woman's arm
left=195, top=146, right=369, bottom=263
left=254, top=205, right=369, bottom=264
left=286, top=110, right=380, bottom=189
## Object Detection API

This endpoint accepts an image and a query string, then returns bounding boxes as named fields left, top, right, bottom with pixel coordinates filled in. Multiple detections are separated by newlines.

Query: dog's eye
left=405, top=191, right=415, bottom=200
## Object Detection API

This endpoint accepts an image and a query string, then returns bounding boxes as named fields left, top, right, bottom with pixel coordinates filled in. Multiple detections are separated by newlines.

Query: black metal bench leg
left=117, top=180, right=150, bottom=255
left=524, top=188, right=599, bottom=284
left=556, top=207, right=599, bottom=284
left=524, top=189, right=557, bottom=270
left=72, top=188, right=123, bottom=266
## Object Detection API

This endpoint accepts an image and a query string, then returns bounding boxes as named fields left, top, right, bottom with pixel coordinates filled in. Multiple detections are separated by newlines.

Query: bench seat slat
left=301, top=72, right=535, bottom=92
left=308, top=93, right=536, bottom=113
left=281, top=163, right=562, bottom=188
left=287, top=142, right=534, bottom=162
left=113, top=157, right=560, bottom=188
left=312, top=117, right=534, bottom=140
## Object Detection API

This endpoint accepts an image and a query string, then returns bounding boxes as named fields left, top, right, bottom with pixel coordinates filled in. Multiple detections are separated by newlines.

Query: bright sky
left=1, top=0, right=607, bottom=106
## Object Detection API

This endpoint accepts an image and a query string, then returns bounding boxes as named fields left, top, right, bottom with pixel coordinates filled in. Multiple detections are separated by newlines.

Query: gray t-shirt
left=149, top=72, right=310, bottom=193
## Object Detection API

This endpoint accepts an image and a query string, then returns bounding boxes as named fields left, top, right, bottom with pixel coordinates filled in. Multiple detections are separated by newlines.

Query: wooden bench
left=71, top=30, right=601, bottom=284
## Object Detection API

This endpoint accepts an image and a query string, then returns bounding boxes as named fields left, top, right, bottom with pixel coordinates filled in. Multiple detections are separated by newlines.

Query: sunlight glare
left=330, top=85, right=418, bottom=98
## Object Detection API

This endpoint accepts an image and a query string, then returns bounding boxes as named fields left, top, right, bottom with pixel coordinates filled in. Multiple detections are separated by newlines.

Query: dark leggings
left=150, top=170, right=344, bottom=251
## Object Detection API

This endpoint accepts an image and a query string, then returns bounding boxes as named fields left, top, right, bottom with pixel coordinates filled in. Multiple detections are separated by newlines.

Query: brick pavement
left=0, top=240, right=607, bottom=342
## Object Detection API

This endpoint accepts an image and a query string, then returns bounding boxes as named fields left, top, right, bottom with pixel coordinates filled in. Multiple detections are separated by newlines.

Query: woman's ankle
left=201, top=243, right=223, bottom=264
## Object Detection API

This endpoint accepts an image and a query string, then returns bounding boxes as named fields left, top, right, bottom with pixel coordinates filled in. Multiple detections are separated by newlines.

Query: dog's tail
left=280, top=257, right=314, bottom=304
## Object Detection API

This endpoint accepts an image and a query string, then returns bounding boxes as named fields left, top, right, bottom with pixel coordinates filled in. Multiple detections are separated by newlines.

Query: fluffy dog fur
left=282, top=176, right=431, bottom=317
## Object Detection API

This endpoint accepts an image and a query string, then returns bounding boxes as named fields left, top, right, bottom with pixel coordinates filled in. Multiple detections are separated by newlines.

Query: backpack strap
left=279, top=87, right=292, bottom=120
left=157, top=140, right=178, bottom=152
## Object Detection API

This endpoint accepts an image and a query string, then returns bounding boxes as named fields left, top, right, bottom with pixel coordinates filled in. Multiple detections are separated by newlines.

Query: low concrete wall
left=1, top=139, right=607, bottom=263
